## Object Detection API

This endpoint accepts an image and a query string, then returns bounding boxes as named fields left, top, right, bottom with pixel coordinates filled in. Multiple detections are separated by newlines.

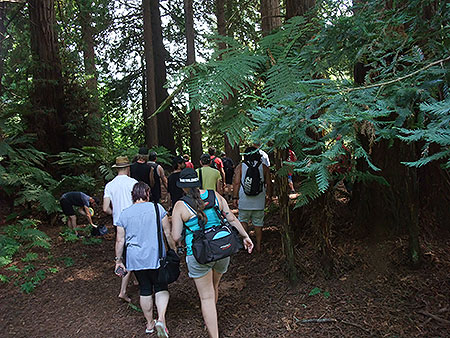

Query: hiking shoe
left=155, top=321, right=169, bottom=338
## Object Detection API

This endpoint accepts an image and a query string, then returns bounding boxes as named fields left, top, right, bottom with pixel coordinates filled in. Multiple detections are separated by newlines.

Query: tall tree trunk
left=275, top=149, right=298, bottom=283
left=224, top=135, right=240, bottom=165
left=184, top=0, right=202, bottom=165
left=143, top=0, right=158, bottom=147
left=151, top=0, right=175, bottom=152
left=28, top=0, right=66, bottom=154
left=286, top=0, right=315, bottom=20
left=77, top=0, right=97, bottom=92
left=76, top=0, right=101, bottom=145
left=351, top=0, right=424, bottom=268
left=260, top=0, right=300, bottom=282
left=260, top=0, right=281, bottom=35
left=216, top=0, right=240, bottom=163
left=0, top=2, right=6, bottom=97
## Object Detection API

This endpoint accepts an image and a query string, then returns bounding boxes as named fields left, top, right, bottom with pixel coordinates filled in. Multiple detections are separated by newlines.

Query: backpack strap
left=198, top=168, right=203, bottom=189
left=180, top=190, right=216, bottom=234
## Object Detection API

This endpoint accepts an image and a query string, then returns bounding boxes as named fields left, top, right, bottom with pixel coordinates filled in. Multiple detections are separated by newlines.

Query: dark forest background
left=0, top=0, right=449, bottom=286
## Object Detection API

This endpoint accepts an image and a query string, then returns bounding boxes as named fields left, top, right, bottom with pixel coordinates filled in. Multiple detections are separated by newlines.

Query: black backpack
left=241, top=160, right=263, bottom=196
left=210, top=156, right=218, bottom=170
left=148, top=162, right=160, bottom=187
left=222, top=157, right=234, bottom=173
left=181, top=190, right=242, bottom=264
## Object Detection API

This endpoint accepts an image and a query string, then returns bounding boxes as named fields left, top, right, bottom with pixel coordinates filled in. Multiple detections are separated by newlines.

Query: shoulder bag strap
left=154, top=202, right=164, bottom=262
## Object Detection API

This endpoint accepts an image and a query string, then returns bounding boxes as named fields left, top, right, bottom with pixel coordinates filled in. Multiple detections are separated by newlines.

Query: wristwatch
left=114, top=256, right=122, bottom=262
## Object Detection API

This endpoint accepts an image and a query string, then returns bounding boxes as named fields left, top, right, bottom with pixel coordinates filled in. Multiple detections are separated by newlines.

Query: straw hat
left=112, top=156, right=131, bottom=168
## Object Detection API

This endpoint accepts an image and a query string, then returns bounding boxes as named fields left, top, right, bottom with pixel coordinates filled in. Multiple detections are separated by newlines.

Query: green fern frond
left=401, top=150, right=449, bottom=168
left=315, top=165, right=330, bottom=193
left=295, top=178, right=323, bottom=208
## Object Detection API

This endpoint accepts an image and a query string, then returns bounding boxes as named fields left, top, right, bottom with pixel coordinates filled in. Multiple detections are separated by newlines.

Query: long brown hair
left=186, top=187, right=208, bottom=224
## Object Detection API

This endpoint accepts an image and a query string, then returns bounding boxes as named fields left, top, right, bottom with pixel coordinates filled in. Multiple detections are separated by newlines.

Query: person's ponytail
left=186, top=187, right=208, bottom=224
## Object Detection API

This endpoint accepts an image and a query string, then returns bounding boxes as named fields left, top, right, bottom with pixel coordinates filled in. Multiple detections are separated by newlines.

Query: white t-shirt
left=104, top=175, right=138, bottom=225
left=259, top=150, right=270, bottom=167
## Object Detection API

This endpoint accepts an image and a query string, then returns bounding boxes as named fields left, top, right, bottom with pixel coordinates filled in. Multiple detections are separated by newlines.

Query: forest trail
left=1, top=210, right=449, bottom=337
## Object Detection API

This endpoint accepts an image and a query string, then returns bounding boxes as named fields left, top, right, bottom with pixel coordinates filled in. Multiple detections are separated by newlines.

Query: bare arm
left=103, top=197, right=112, bottom=215
left=171, top=201, right=185, bottom=244
left=216, top=176, right=224, bottom=195
left=220, top=167, right=226, bottom=184
left=232, top=164, right=241, bottom=208
left=114, top=226, right=126, bottom=273
left=83, top=205, right=94, bottom=225
left=149, top=167, right=155, bottom=187
left=158, top=165, right=168, bottom=190
left=162, top=214, right=176, bottom=250
left=263, top=164, right=273, bottom=199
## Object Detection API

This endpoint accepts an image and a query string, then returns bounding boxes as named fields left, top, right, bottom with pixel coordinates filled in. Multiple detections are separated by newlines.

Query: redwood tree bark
left=143, top=0, right=158, bottom=147
left=260, top=0, right=281, bottom=35
left=28, top=0, right=67, bottom=154
left=286, top=0, right=315, bottom=20
left=350, top=0, right=423, bottom=267
left=76, top=0, right=97, bottom=92
left=0, top=2, right=6, bottom=97
left=151, top=0, right=175, bottom=152
left=184, top=0, right=202, bottom=166
left=76, top=0, right=101, bottom=145
left=216, top=0, right=240, bottom=165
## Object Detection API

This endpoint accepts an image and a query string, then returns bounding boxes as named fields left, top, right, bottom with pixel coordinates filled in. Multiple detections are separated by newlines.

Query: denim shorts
left=238, top=209, right=265, bottom=227
left=186, top=255, right=230, bottom=279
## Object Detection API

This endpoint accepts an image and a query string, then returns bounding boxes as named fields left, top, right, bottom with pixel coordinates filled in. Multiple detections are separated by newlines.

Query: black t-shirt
left=130, top=162, right=151, bottom=186
left=168, top=172, right=184, bottom=207
left=60, top=192, right=90, bottom=207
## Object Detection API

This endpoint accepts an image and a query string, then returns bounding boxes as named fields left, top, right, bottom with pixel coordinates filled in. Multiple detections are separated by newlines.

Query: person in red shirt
left=183, top=154, right=194, bottom=169
left=208, top=147, right=225, bottom=184
left=286, top=149, right=297, bottom=193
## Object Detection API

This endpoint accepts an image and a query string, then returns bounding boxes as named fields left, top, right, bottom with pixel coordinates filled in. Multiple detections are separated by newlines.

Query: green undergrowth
left=0, top=219, right=97, bottom=293
left=0, top=218, right=59, bottom=293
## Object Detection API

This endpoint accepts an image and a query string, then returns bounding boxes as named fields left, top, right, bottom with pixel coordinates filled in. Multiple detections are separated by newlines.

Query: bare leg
left=194, top=270, right=219, bottom=338
left=78, top=207, right=86, bottom=216
left=255, top=226, right=262, bottom=252
left=68, top=215, right=77, bottom=234
left=118, top=272, right=131, bottom=303
left=212, top=270, right=223, bottom=304
left=154, top=290, right=170, bottom=326
left=140, top=295, right=155, bottom=331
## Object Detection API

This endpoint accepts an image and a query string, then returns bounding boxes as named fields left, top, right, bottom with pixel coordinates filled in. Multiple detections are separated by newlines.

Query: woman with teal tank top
left=171, top=168, right=254, bottom=338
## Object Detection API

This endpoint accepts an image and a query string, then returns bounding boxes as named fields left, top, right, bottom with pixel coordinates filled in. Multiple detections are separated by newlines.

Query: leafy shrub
left=0, top=133, right=61, bottom=215
left=59, top=228, right=79, bottom=243
left=0, top=219, right=51, bottom=269
left=4, top=219, right=51, bottom=250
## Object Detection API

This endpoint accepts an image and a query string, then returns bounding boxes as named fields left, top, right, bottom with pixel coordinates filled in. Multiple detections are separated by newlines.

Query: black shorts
left=134, top=269, right=168, bottom=296
left=60, top=197, right=76, bottom=216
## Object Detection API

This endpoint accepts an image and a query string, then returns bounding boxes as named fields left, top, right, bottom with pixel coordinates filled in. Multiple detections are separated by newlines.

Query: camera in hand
left=115, top=266, right=128, bottom=277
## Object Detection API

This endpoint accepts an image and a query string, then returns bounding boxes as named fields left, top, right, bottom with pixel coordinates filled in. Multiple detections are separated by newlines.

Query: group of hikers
left=59, top=145, right=273, bottom=338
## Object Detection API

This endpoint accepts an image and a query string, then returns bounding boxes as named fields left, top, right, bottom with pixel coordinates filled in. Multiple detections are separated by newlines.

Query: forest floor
left=1, top=195, right=450, bottom=338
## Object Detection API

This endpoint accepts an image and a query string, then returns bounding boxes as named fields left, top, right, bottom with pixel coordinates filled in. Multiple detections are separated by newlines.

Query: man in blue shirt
left=60, top=191, right=99, bottom=235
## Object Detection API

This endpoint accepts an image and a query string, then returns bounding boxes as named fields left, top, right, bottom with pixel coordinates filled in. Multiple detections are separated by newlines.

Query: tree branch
left=344, top=55, right=450, bottom=93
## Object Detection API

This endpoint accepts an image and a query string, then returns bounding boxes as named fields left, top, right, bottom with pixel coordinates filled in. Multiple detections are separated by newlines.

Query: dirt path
left=1, top=216, right=449, bottom=337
